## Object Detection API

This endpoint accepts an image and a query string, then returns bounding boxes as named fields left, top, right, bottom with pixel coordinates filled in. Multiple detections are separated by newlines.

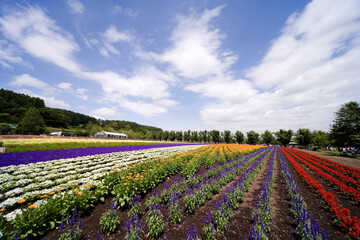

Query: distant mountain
left=0, top=89, right=162, bottom=132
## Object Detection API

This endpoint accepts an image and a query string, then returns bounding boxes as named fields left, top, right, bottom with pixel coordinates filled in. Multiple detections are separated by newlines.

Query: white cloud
left=75, top=88, right=88, bottom=100
left=0, top=40, right=31, bottom=69
left=90, top=107, right=117, bottom=120
left=154, top=5, right=236, bottom=79
left=67, top=0, right=85, bottom=14
left=186, top=0, right=360, bottom=132
left=57, top=82, right=72, bottom=89
left=0, top=6, right=82, bottom=73
left=11, top=74, right=51, bottom=91
left=18, top=88, right=70, bottom=109
left=98, top=25, right=133, bottom=57
left=113, top=5, right=138, bottom=17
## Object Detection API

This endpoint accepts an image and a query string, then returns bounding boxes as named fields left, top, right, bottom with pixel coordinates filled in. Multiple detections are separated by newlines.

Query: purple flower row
left=0, top=144, right=196, bottom=167
left=279, top=149, right=327, bottom=239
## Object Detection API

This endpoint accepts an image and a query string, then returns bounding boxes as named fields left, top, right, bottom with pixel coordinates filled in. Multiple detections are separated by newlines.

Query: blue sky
left=0, top=0, right=359, bottom=133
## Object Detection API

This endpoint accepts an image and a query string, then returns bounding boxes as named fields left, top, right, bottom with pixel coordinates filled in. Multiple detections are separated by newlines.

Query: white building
left=94, top=131, right=127, bottom=139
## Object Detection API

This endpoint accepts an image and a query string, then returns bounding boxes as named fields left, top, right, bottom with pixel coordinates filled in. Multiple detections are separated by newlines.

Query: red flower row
left=285, top=148, right=360, bottom=202
left=281, top=148, right=360, bottom=238
left=295, top=150, right=360, bottom=179
left=288, top=149, right=360, bottom=188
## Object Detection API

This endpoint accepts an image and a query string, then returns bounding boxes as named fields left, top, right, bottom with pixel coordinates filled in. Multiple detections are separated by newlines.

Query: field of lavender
left=0, top=141, right=359, bottom=240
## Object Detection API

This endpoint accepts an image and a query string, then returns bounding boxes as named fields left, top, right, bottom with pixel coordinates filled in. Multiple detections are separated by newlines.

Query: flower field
left=0, top=137, right=189, bottom=153
left=0, top=144, right=359, bottom=239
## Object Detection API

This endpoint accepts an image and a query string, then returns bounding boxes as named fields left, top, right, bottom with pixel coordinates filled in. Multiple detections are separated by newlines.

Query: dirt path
left=299, top=149, right=360, bottom=169
left=268, top=152, right=296, bottom=240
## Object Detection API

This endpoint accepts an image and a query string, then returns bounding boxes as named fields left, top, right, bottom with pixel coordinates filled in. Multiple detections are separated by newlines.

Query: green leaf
left=49, top=221, right=55, bottom=229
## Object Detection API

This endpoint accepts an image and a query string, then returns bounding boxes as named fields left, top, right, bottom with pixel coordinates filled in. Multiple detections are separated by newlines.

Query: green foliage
left=0, top=123, right=12, bottom=134
left=223, top=130, right=232, bottom=144
left=184, top=194, right=197, bottom=214
left=146, top=204, right=164, bottom=238
left=168, top=201, right=182, bottom=224
left=100, top=209, right=120, bottom=235
left=235, top=130, right=244, bottom=144
left=247, top=131, right=260, bottom=145
left=17, top=108, right=47, bottom=135
left=295, top=128, right=313, bottom=147
left=311, top=130, right=329, bottom=149
left=210, top=130, right=220, bottom=143
left=261, top=130, right=274, bottom=146
left=275, top=129, right=293, bottom=146
left=59, top=226, right=81, bottom=240
left=329, top=101, right=360, bottom=148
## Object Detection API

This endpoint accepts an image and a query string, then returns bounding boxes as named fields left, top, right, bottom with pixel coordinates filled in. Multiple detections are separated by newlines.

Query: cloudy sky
left=0, top=0, right=359, bottom=133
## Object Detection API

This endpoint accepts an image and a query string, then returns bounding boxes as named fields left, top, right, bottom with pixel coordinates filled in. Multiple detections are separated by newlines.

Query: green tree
left=235, top=131, right=244, bottom=144
left=0, top=123, right=12, bottom=135
left=275, top=129, right=293, bottom=147
left=163, top=130, right=169, bottom=141
left=175, top=131, right=183, bottom=141
left=295, top=128, right=313, bottom=148
left=169, top=131, right=176, bottom=141
left=246, top=131, right=259, bottom=145
left=329, top=101, right=360, bottom=148
left=190, top=131, right=198, bottom=142
left=223, top=130, right=232, bottom=144
left=312, top=130, right=329, bottom=149
left=17, top=108, right=46, bottom=135
left=183, top=130, right=190, bottom=142
left=210, top=130, right=220, bottom=143
left=261, top=130, right=274, bottom=146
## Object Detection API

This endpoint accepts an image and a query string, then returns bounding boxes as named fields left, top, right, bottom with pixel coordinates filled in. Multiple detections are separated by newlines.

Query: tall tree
left=235, top=131, right=244, bottom=144
left=295, top=128, right=313, bottom=148
left=169, top=131, right=176, bottom=141
left=17, top=108, right=46, bottom=135
left=223, top=130, right=232, bottom=144
left=183, top=130, right=190, bottom=142
left=329, top=101, right=360, bottom=148
left=175, top=131, right=183, bottom=141
left=312, top=130, right=329, bottom=149
left=190, top=131, right=198, bottom=142
left=246, top=131, right=259, bottom=145
left=275, top=129, right=293, bottom=146
left=261, top=130, right=274, bottom=146
left=163, top=130, right=170, bottom=141
left=210, top=130, right=220, bottom=143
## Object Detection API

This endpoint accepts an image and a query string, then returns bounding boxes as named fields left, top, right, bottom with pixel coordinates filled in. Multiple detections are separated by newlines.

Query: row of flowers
left=247, top=147, right=276, bottom=239
left=0, top=145, right=212, bottom=239
left=281, top=148, right=360, bottom=238
left=293, top=149, right=360, bottom=180
left=0, top=143, right=196, bottom=167
left=290, top=150, right=360, bottom=186
left=0, top=145, right=201, bottom=215
left=279, top=149, right=327, bottom=239
left=284, top=148, right=360, bottom=203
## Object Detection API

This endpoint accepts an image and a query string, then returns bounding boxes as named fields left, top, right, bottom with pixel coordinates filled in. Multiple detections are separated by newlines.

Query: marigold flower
left=73, top=182, right=77, bottom=185
left=76, top=192, right=82, bottom=196
left=0, top=209, right=5, bottom=212
left=49, top=192, right=55, bottom=195
left=40, top=195, right=48, bottom=198
left=121, top=177, right=125, bottom=180
left=18, top=200, right=26, bottom=204
left=83, top=185, right=89, bottom=188
left=28, top=204, right=37, bottom=209
left=123, top=183, right=128, bottom=186
left=57, top=188, right=64, bottom=192
left=73, top=189, right=78, bottom=193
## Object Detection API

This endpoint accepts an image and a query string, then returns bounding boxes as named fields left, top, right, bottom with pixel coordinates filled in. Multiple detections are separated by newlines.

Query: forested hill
left=0, top=89, right=162, bottom=132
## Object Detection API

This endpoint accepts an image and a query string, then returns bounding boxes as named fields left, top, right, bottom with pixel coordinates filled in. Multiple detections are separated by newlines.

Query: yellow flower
left=18, top=200, right=26, bottom=204
left=0, top=209, right=5, bottom=212
left=73, top=182, right=77, bottom=185
left=123, top=183, right=128, bottom=186
left=57, top=188, right=64, bottom=192
left=28, top=204, right=37, bottom=209
left=83, top=185, right=89, bottom=188
left=121, top=177, right=125, bottom=180
left=76, top=192, right=82, bottom=196
left=49, top=192, right=55, bottom=195
left=73, top=189, right=78, bottom=193
left=40, top=195, right=48, bottom=198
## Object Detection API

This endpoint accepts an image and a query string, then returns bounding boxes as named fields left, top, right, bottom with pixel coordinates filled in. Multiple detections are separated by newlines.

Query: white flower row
left=0, top=145, right=201, bottom=211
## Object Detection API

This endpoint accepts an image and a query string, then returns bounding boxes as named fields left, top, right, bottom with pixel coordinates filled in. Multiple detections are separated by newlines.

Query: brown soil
left=40, top=148, right=358, bottom=240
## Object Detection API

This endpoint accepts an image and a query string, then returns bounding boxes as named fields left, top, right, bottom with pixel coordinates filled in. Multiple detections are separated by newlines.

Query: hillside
left=0, top=89, right=162, bottom=133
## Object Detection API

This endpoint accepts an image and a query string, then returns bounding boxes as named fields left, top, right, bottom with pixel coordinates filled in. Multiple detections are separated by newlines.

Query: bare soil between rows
left=41, top=148, right=355, bottom=240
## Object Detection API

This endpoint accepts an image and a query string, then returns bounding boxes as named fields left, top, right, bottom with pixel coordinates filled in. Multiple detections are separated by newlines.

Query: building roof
left=97, top=131, right=127, bottom=137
